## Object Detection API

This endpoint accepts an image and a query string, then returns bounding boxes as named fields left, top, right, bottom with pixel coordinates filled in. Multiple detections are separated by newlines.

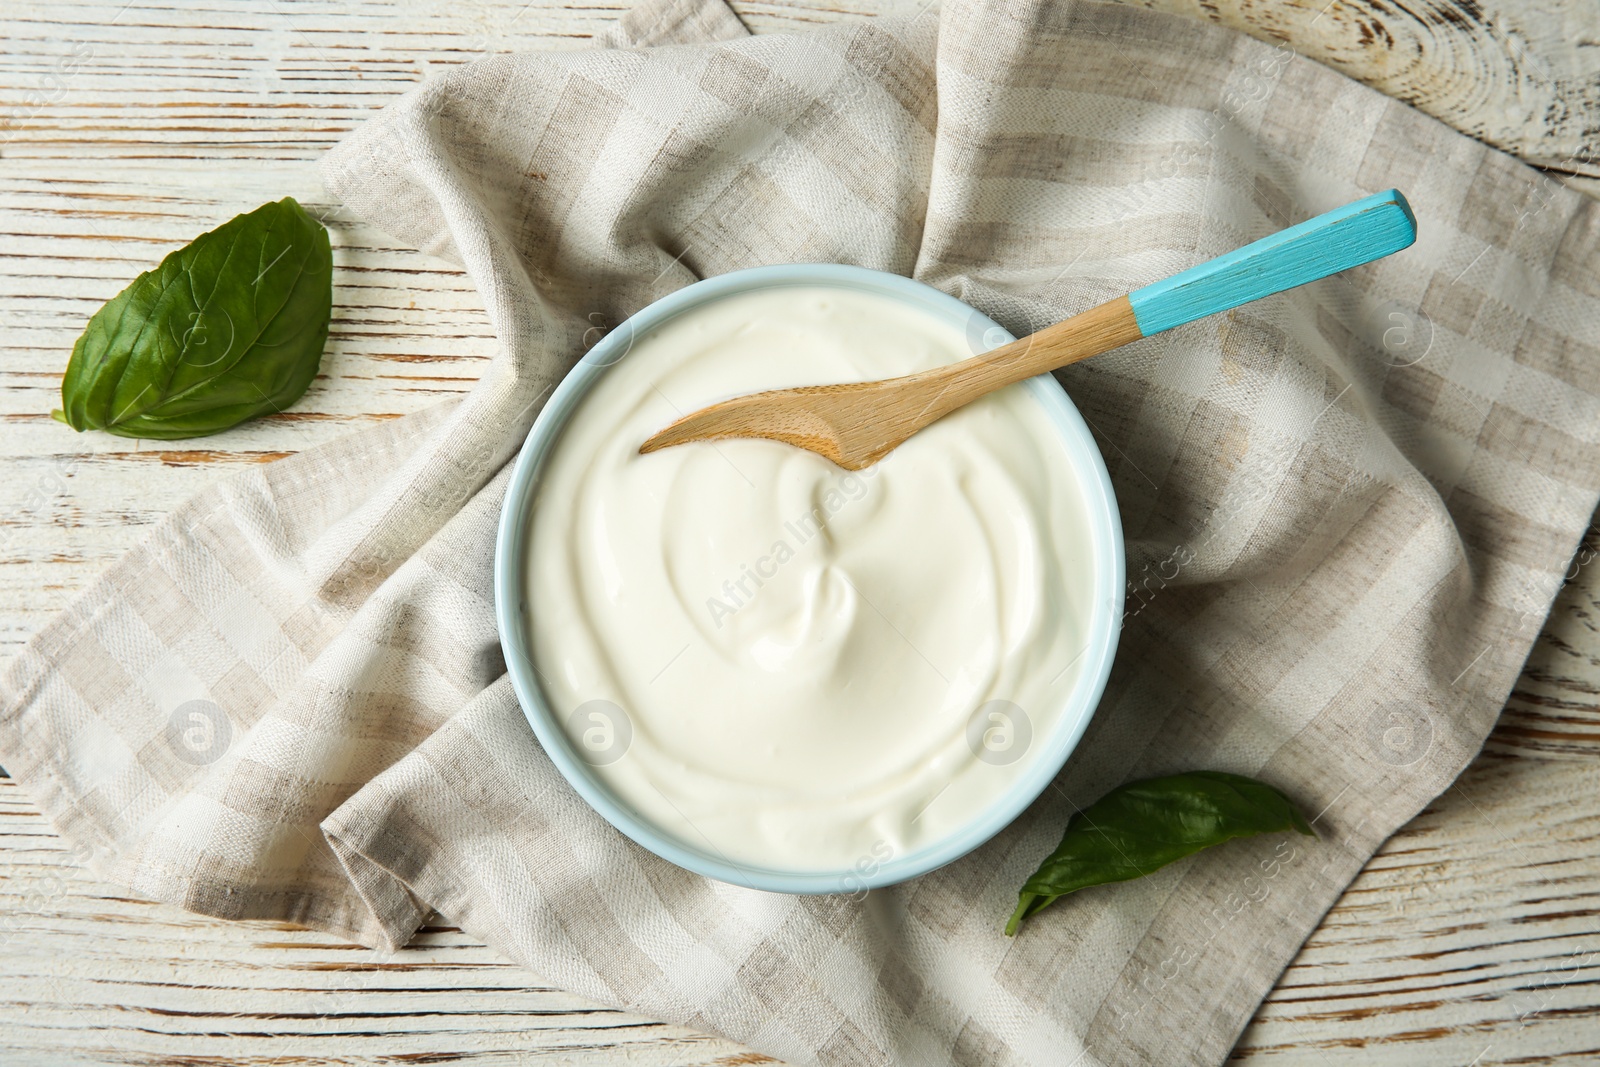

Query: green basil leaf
left=1006, top=771, right=1313, bottom=935
left=54, top=197, right=332, bottom=439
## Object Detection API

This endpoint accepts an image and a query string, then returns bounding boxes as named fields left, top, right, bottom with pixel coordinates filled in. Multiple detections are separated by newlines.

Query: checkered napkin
left=6, top=0, right=1600, bottom=1063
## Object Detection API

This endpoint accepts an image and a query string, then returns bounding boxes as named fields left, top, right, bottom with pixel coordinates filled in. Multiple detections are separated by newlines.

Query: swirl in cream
left=525, top=285, right=1094, bottom=872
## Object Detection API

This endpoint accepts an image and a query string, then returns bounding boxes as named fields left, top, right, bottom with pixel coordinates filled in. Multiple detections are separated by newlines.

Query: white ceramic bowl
left=494, top=264, right=1124, bottom=893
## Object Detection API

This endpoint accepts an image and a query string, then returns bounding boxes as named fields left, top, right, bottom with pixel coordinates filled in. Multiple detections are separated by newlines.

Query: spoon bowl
left=641, top=190, right=1417, bottom=468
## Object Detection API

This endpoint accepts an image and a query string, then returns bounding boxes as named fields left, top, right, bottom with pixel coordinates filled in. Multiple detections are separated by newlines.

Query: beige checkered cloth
left=6, top=0, right=1600, bottom=1062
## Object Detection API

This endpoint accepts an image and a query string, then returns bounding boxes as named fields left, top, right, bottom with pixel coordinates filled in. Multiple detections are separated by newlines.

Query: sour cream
left=525, top=285, right=1095, bottom=874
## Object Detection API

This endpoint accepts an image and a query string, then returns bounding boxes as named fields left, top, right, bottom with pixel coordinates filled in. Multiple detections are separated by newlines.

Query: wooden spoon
left=639, top=190, right=1417, bottom=470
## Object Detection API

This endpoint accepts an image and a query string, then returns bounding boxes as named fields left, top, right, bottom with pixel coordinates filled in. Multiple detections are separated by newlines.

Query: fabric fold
left=4, top=0, right=1600, bottom=1064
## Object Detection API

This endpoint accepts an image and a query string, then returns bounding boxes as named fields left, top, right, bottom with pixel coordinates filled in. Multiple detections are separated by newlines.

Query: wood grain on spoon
left=639, top=189, right=1417, bottom=470
left=637, top=296, right=1139, bottom=471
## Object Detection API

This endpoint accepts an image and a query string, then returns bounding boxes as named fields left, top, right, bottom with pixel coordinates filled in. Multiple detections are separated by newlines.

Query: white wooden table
left=2, top=1, right=1598, bottom=1062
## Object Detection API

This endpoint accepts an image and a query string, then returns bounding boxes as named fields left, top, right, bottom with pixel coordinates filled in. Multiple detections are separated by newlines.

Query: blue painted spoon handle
left=953, top=189, right=1418, bottom=396
left=638, top=190, right=1419, bottom=470
left=1127, top=189, right=1417, bottom=335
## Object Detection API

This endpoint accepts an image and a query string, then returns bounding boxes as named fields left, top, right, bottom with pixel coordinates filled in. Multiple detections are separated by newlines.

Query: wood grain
left=1, top=0, right=1597, bottom=1063
left=1126, top=0, right=1600, bottom=179
left=4, top=743, right=1597, bottom=1065
left=639, top=296, right=1142, bottom=469
left=1233, top=752, right=1600, bottom=1064
left=0, top=780, right=771, bottom=1066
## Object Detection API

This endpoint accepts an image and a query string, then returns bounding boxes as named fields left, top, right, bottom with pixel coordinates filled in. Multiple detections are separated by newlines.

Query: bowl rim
left=493, top=263, right=1125, bottom=894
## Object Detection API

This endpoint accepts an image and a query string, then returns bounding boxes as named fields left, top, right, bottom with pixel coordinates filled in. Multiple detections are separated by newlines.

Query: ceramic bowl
left=494, top=263, right=1124, bottom=893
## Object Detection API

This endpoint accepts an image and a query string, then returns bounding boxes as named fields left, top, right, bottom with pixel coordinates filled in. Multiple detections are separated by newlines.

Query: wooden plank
left=1129, top=0, right=1600, bottom=178
left=1235, top=753, right=1600, bottom=1064
left=4, top=750, right=1598, bottom=1065
left=2, top=0, right=1598, bottom=1063
left=0, top=780, right=773, bottom=1066
left=1487, top=527, right=1600, bottom=761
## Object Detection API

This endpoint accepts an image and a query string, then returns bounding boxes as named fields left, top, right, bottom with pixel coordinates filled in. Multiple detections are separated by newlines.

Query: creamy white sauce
left=525, top=285, right=1094, bottom=874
